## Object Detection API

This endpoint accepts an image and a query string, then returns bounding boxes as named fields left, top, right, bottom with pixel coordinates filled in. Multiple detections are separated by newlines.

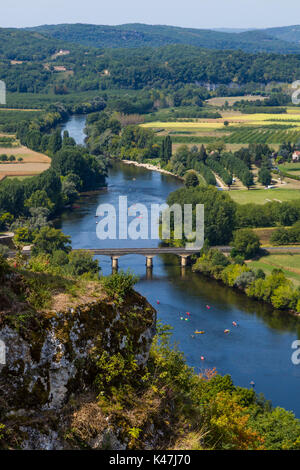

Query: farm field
left=206, top=95, right=266, bottom=106
left=228, top=188, right=300, bottom=204
left=248, top=254, right=300, bottom=286
left=142, top=107, right=300, bottom=145
left=0, top=137, right=50, bottom=181
left=279, top=162, right=300, bottom=176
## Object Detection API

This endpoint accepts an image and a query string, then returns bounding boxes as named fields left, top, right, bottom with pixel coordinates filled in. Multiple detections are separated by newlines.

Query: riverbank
left=192, top=248, right=300, bottom=317
left=122, top=159, right=184, bottom=180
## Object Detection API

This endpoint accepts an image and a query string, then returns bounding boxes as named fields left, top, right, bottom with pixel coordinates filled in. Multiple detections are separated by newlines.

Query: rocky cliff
left=0, top=289, right=156, bottom=449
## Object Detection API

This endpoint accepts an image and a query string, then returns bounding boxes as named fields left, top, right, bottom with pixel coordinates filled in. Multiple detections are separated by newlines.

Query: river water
left=60, top=115, right=300, bottom=416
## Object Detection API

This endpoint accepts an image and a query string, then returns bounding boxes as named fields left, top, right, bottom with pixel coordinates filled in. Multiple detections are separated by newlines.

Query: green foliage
left=184, top=170, right=199, bottom=188
left=167, top=185, right=236, bottom=245
left=245, top=268, right=298, bottom=309
left=51, top=147, right=107, bottom=192
left=67, top=250, right=100, bottom=278
left=160, top=135, right=172, bottom=165
left=249, top=407, right=300, bottom=450
left=25, top=23, right=300, bottom=53
left=31, top=226, right=71, bottom=256
left=221, top=263, right=250, bottom=287
left=270, top=223, right=300, bottom=245
left=14, top=226, right=34, bottom=245
left=24, top=189, right=55, bottom=214
left=236, top=200, right=300, bottom=229
left=95, top=351, right=139, bottom=396
left=221, top=152, right=254, bottom=188
left=101, top=270, right=139, bottom=303
left=0, top=212, right=13, bottom=231
left=146, top=326, right=300, bottom=450
left=258, top=167, right=272, bottom=187
left=206, top=155, right=233, bottom=187
left=0, top=424, right=5, bottom=441
left=231, top=228, right=261, bottom=259
left=51, top=249, right=69, bottom=267
left=234, top=270, right=256, bottom=289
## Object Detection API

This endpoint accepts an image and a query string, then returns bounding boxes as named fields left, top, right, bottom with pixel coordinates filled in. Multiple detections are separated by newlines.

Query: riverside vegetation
left=1, top=244, right=300, bottom=450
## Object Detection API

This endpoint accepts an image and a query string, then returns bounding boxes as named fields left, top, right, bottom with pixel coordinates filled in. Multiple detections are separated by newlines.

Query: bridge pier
left=145, top=255, right=155, bottom=268
left=111, top=256, right=120, bottom=271
left=180, top=255, right=189, bottom=267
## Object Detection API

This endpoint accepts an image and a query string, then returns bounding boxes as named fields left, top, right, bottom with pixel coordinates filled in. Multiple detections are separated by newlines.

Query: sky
left=1, top=0, right=300, bottom=29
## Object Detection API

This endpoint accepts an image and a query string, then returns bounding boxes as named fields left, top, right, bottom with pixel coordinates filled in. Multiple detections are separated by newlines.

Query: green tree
left=185, top=170, right=199, bottom=188
left=258, top=167, right=272, bottom=186
left=24, top=190, right=54, bottom=213
left=48, top=130, right=62, bottom=155
left=231, top=229, right=261, bottom=259
left=32, top=226, right=71, bottom=255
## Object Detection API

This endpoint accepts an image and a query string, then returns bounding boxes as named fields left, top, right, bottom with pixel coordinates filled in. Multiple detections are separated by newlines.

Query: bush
left=51, top=250, right=69, bottom=266
left=68, top=250, right=100, bottom=278
left=246, top=268, right=290, bottom=306
left=32, top=226, right=71, bottom=255
left=235, top=271, right=256, bottom=289
left=221, top=264, right=250, bottom=287
left=101, top=270, right=138, bottom=302
left=14, top=226, right=34, bottom=245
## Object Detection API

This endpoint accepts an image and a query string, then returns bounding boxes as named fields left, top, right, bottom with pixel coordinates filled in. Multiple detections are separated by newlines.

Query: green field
left=4, top=175, right=33, bottom=181
left=142, top=106, right=300, bottom=146
left=279, top=162, right=300, bottom=176
left=228, top=188, right=300, bottom=204
left=248, top=254, right=300, bottom=285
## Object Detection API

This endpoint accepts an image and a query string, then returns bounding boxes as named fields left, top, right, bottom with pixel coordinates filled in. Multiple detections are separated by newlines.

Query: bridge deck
left=74, top=247, right=231, bottom=256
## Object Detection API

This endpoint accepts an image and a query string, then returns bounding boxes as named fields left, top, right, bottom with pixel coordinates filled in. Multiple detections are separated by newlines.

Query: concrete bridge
left=74, top=246, right=232, bottom=270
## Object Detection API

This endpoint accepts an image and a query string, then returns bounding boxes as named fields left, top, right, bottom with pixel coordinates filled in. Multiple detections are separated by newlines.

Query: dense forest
left=26, top=23, right=300, bottom=54
left=2, top=27, right=300, bottom=100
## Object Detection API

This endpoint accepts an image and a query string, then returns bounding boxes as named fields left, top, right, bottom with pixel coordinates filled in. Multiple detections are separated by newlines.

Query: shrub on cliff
left=67, top=250, right=100, bottom=278
left=101, top=270, right=138, bottom=303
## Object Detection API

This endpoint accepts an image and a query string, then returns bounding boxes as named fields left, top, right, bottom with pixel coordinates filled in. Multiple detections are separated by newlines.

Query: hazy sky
left=1, top=0, right=300, bottom=29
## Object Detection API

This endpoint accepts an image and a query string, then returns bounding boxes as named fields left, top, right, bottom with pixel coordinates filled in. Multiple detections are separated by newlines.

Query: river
left=60, top=115, right=300, bottom=417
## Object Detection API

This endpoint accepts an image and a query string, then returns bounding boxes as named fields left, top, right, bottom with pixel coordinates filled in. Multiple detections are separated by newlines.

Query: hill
left=26, top=23, right=300, bottom=54
left=0, top=28, right=72, bottom=61
left=264, top=25, right=300, bottom=44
